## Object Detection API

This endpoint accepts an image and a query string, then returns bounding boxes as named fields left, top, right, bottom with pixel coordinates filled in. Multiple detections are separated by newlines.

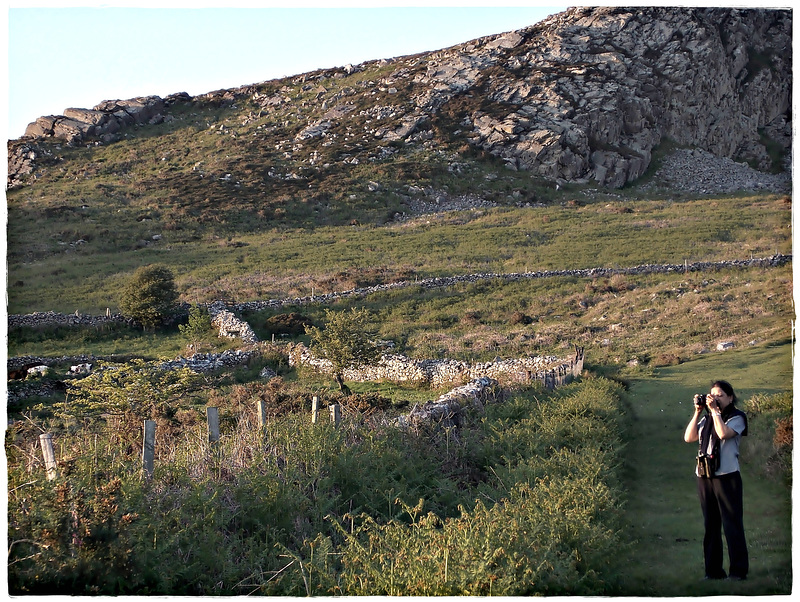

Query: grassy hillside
left=7, top=53, right=791, bottom=319
left=5, top=19, right=792, bottom=595
left=7, top=190, right=791, bottom=316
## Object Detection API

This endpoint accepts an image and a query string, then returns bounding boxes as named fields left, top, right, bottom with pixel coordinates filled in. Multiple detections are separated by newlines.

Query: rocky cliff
left=8, top=6, right=791, bottom=190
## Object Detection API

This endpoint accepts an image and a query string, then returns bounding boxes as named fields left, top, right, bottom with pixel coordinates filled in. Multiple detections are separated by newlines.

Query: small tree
left=179, top=304, right=215, bottom=351
left=119, top=264, right=179, bottom=330
left=60, top=359, right=205, bottom=422
left=305, top=308, right=380, bottom=394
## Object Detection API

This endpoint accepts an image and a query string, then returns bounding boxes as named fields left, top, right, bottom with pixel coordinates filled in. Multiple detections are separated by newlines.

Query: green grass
left=9, top=263, right=793, bottom=378
left=6, top=193, right=791, bottom=315
left=8, top=323, right=192, bottom=360
left=617, top=342, right=792, bottom=595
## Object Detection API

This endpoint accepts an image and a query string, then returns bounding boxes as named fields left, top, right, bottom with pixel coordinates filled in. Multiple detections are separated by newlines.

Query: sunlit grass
left=6, top=192, right=791, bottom=315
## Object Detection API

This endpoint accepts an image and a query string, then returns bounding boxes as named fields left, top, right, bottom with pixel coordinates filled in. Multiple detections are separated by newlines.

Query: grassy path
left=615, top=342, right=793, bottom=595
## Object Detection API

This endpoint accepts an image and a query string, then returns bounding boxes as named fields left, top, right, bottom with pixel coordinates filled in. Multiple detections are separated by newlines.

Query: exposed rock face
left=459, top=6, right=791, bottom=186
left=7, top=7, right=791, bottom=190
left=22, top=95, right=183, bottom=144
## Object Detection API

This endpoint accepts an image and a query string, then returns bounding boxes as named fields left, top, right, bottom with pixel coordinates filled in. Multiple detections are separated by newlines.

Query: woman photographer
left=683, top=380, right=748, bottom=581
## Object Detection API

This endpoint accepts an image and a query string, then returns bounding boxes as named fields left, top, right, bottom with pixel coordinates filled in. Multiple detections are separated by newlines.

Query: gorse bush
left=743, top=391, right=793, bottom=481
left=331, top=379, right=627, bottom=596
left=7, top=377, right=627, bottom=595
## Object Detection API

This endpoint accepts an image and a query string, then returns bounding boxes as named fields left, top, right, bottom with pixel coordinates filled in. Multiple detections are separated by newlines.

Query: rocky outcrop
left=22, top=94, right=188, bottom=145
left=8, top=7, right=790, bottom=190
left=458, top=7, right=791, bottom=185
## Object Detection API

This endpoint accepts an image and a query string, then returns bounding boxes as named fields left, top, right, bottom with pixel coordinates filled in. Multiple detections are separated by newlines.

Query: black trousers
left=697, top=471, right=749, bottom=579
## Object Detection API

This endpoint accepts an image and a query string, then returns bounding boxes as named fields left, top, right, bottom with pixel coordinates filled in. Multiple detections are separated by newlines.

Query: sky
left=4, top=1, right=570, bottom=140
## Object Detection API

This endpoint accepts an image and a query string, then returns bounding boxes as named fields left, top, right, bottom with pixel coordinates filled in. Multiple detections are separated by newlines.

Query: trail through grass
left=617, top=342, right=792, bottom=595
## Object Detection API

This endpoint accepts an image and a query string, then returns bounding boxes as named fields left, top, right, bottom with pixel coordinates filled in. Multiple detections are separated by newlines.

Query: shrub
left=7, top=376, right=627, bottom=595
left=208, top=377, right=311, bottom=418
left=461, top=310, right=482, bottom=326
left=329, top=379, right=627, bottom=596
left=305, top=308, right=380, bottom=393
left=509, top=310, right=533, bottom=325
left=178, top=304, right=215, bottom=349
left=652, top=353, right=681, bottom=366
left=743, top=391, right=793, bottom=482
left=774, top=415, right=792, bottom=449
left=264, top=312, right=314, bottom=337
left=119, top=265, right=179, bottom=330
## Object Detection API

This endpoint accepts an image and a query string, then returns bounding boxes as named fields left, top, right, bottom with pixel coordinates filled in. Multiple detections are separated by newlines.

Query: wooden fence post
left=39, top=433, right=57, bottom=481
left=311, top=396, right=320, bottom=424
left=207, top=407, right=220, bottom=444
left=142, top=420, right=156, bottom=479
left=257, top=399, right=267, bottom=428
left=329, top=403, right=341, bottom=427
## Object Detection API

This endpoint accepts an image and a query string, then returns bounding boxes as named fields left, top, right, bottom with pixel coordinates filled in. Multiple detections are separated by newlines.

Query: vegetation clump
left=743, top=391, right=793, bottom=481
left=178, top=303, right=215, bottom=350
left=305, top=307, right=380, bottom=394
left=119, top=265, right=179, bottom=330
left=6, top=375, right=628, bottom=596
left=263, top=312, right=314, bottom=337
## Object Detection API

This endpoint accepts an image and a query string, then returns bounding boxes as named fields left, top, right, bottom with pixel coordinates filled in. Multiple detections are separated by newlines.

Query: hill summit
left=8, top=6, right=791, bottom=194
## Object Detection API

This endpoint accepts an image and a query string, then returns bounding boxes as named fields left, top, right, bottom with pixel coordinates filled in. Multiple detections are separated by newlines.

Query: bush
left=119, top=265, right=179, bottom=330
left=264, top=312, right=314, bottom=337
left=305, top=308, right=380, bottom=393
left=743, top=391, right=793, bottom=480
left=330, top=378, right=627, bottom=596
left=178, top=304, right=215, bottom=349
left=509, top=310, right=533, bottom=325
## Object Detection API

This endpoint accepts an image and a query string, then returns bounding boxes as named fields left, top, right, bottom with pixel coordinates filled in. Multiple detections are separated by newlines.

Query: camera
left=694, top=393, right=707, bottom=408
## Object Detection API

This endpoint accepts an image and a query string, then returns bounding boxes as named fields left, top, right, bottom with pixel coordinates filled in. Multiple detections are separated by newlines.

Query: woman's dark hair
left=712, top=380, right=737, bottom=404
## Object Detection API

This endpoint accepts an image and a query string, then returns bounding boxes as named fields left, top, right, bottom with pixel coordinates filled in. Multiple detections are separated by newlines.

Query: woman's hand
left=694, top=394, right=708, bottom=412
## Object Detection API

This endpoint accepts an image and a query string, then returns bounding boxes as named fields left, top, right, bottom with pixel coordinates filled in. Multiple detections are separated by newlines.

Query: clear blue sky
left=5, top=2, right=567, bottom=140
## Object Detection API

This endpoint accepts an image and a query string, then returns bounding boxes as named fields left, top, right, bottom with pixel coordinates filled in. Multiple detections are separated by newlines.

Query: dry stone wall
left=230, top=254, right=791, bottom=314
left=8, top=310, right=133, bottom=329
left=6, top=349, right=262, bottom=405
left=157, top=348, right=260, bottom=373
left=288, top=342, right=581, bottom=389
left=398, top=377, right=502, bottom=429
left=207, top=301, right=259, bottom=344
